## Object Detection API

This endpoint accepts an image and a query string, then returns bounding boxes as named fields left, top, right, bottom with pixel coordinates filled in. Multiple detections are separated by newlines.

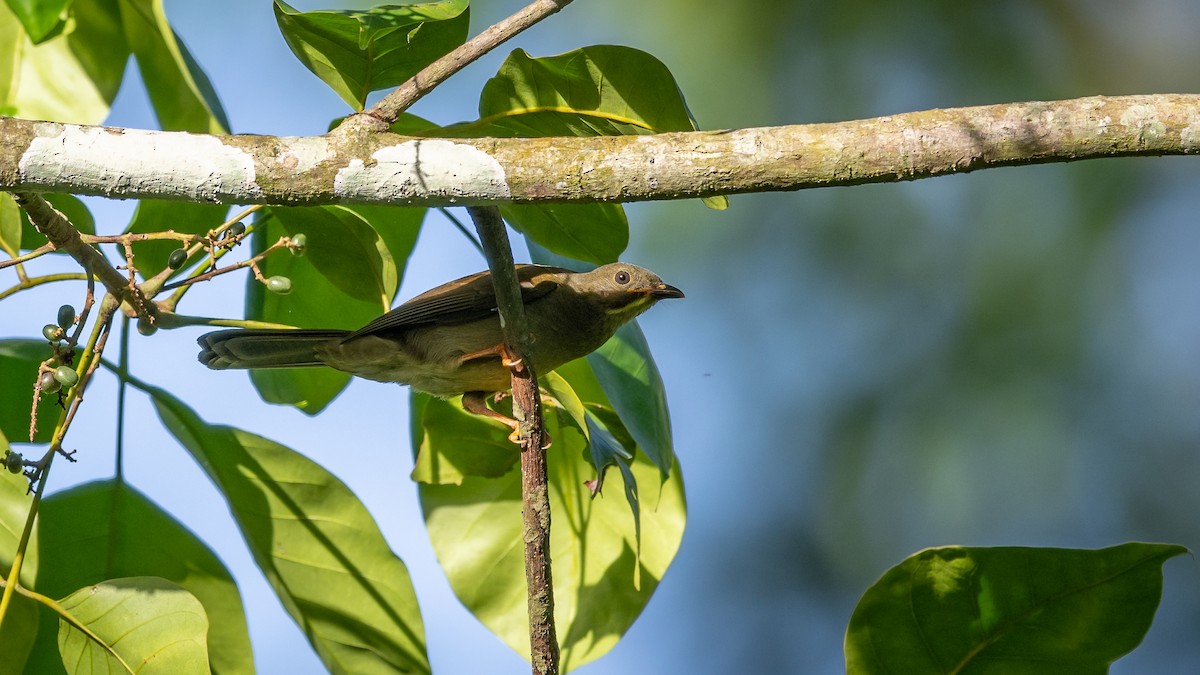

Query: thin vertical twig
left=467, top=206, right=558, bottom=675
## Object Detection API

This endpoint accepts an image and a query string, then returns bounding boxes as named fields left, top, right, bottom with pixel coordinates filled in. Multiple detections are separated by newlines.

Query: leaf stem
left=439, top=207, right=485, bottom=256
left=0, top=272, right=89, bottom=300
left=0, top=577, right=137, bottom=674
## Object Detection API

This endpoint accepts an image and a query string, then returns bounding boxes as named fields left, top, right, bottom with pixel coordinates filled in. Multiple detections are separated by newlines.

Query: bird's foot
left=462, top=391, right=550, bottom=448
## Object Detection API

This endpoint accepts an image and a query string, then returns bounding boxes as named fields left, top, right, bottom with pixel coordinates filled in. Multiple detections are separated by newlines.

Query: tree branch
left=10, top=193, right=150, bottom=317
left=467, top=206, right=558, bottom=675
left=3, top=94, right=1199, bottom=206
left=351, top=0, right=575, bottom=129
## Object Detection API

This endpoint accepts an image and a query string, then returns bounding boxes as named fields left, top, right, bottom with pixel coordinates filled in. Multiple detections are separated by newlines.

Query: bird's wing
left=343, top=264, right=569, bottom=339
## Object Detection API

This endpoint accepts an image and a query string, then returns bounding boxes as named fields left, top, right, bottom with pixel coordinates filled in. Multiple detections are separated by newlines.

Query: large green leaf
left=0, top=454, right=39, bottom=673
left=123, top=200, right=228, bottom=279
left=0, top=0, right=128, bottom=124
left=27, top=480, right=254, bottom=675
left=0, top=340, right=62, bottom=444
left=118, top=0, right=228, bottom=133
left=434, top=45, right=718, bottom=262
left=244, top=205, right=422, bottom=414
left=56, top=576, right=209, bottom=674
left=417, top=403, right=685, bottom=671
left=4, top=0, right=72, bottom=43
left=274, top=0, right=469, bottom=110
left=845, top=543, right=1189, bottom=674
left=474, top=46, right=697, bottom=134
left=500, top=203, right=627, bottom=266
left=409, top=392, right=520, bottom=485
left=150, top=386, right=429, bottom=675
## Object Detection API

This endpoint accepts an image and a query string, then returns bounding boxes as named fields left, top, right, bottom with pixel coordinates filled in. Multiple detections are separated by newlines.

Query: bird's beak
left=648, top=283, right=685, bottom=300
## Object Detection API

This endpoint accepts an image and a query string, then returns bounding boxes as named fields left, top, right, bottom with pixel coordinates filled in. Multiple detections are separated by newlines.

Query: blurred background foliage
left=6, top=0, right=1199, bottom=672
left=568, top=0, right=1200, bottom=672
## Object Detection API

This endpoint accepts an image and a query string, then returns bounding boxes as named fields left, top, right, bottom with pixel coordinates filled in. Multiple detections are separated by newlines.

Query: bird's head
left=567, top=262, right=684, bottom=326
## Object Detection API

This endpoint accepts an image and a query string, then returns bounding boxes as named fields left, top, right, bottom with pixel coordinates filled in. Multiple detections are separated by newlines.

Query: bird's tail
left=197, top=329, right=350, bottom=370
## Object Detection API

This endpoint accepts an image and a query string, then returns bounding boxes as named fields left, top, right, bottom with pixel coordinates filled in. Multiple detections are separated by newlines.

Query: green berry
left=266, top=276, right=292, bottom=295
left=4, top=452, right=23, bottom=474
left=57, top=304, right=75, bottom=330
left=136, top=316, right=158, bottom=336
left=43, top=324, right=65, bottom=342
left=54, top=365, right=79, bottom=388
left=167, top=248, right=188, bottom=270
left=39, top=371, right=61, bottom=394
left=289, top=233, right=307, bottom=256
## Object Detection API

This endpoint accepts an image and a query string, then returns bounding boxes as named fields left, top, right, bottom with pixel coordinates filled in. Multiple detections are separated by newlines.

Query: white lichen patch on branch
left=333, top=139, right=510, bottom=203
left=276, top=136, right=333, bottom=173
left=1178, top=109, right=1200, bottom=151
left=1118, top=104, right=1166, bottom=146
left=17, top=123, right=262, bottom=201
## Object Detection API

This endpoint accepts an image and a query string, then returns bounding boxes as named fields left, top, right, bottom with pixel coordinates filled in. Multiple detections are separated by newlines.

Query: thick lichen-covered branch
left=2, top=95, right=1199, bottom=206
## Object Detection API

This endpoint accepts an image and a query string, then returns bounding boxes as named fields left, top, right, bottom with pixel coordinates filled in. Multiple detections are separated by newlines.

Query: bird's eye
left=614, top=270, right=630, bottom=285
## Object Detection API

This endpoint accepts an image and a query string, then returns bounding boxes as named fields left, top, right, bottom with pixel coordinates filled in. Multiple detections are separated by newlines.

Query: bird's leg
left=457, top=343, right=523, bottom=369
left=461, top=390, right=551, bottom=448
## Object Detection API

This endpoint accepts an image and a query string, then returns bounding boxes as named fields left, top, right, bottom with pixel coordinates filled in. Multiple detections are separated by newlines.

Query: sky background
left=5, top=0, right=1200, bottom=673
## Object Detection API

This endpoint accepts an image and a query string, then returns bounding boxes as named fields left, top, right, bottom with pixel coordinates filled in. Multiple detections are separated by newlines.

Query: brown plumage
left=198, top=263, right=683, bottom=404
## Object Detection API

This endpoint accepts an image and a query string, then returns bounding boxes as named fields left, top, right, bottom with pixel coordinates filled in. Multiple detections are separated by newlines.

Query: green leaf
left=409, top=393, right=520, bottom=485
left=587, top=322, right=677, bottom=478
left=0, top=192, right=20, bottom=257
left=435, top=44, right=719, bottom=261
left=478, top=46, right=691, bottom=132
left=0, top=456, right=39, bottom=674
left=124, top=200, right=228, bottom=279
left=541, top=372, right=643, bottom=582
left=0, top=340, right=60, bottom=444
left=245, top=205, right=421, bottom=414
left=4, top=0, right=72, bottom=43
left=56, top=576, right=209, bottom=674
left=845, top=543, right=1189, bottom=674
left=119, top=0, right=229, bottom=133
left=501, top=203, right=627, bottom=266
left=149, top=386, right=430, bottom=675
left=418, top=408, right=685, bottom=671
left=460, top=45, right=727, bottom=211
left=274, top=0, right=469, bottom=110
left=19, top=193, right=95, bottom=252
left=27, top=480, right=254, bottom=675
left=540, top=371, right=632, bottom=493
left=0, top=0, right=127, bottom=124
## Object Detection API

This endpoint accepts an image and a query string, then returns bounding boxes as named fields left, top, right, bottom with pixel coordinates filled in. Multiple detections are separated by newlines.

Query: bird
left=197, top=262, right=683, bottom=441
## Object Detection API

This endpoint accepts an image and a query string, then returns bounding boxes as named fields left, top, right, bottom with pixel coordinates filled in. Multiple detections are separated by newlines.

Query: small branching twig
left=158, top=234, right=293, bottom=292
left=12, top=193, right=151, bottom=321
left=350, top=0, right=575, bottom=128
left=0, top=243, right=54, bottom=270
left=467, top=206, right=559, bottom=675
left=0, top=293, right=118, bottom=634
left=145, top=206, right=263, bottom=305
